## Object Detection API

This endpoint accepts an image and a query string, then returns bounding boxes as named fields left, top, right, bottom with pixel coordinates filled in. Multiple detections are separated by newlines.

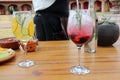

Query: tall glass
left=67, top=10, right=93, bottom=74
left=12, top=11, right=35, bottom=67
left=85, top=0, right=98, bottom=53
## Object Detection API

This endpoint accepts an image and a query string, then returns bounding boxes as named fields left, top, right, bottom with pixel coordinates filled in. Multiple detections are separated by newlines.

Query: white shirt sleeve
left=32, top=0, right=56, bottom=12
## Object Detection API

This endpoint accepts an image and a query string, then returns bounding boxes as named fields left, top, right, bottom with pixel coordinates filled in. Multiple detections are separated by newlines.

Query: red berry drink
left=67, top=10, right=93, bottom=46
left=67, top=10, right=93, bottom=74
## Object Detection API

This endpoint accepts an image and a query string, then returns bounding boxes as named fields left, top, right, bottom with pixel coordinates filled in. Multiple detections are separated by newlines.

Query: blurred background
left=0, top=0, right=120, bottom=38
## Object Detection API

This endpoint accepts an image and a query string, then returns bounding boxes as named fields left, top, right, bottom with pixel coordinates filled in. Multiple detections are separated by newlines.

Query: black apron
left=34, top=0, right=69, bottom=41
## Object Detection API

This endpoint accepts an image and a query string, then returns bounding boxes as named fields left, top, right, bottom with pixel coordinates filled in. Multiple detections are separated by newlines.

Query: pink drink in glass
left=67, top=10, right=93, bottom=74
left=67, top=10, right=93, bottom=46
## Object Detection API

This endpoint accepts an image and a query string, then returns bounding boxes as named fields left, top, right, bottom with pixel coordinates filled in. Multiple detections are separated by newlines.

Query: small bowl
left=0, top=37, right=19, bottom=50
left=20, top=39, right=38, bottom=52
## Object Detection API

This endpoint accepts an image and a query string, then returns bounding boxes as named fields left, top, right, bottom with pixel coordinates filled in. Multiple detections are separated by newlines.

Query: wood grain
left=0, top=39, right=120, bottom=80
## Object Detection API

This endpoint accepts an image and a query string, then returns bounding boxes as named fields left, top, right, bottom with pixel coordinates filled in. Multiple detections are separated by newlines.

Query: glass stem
left=23, top=43, right=28, bottom=61
left=77, top=45, right=83, bottom=67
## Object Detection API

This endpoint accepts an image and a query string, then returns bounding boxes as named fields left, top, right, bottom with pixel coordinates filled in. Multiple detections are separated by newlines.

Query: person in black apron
left=33, top=0, right=69, bottom=41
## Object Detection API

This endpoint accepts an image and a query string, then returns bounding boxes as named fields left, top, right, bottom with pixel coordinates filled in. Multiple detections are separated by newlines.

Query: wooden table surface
left=0, top=40, right=120, bottom=80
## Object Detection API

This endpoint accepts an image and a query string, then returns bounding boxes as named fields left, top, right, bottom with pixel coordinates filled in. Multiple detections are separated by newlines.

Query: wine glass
left=67, top=10, right=93, bottom=74
left=12, top=11, right=35, bottom=67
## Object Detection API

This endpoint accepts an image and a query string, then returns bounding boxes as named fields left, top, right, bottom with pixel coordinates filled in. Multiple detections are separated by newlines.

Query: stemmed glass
left=12, top=11, right=35, bottom=67
left=67, top=10, right=93, bottom=74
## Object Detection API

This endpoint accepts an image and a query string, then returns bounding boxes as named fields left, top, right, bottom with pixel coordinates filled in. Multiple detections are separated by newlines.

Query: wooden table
left=0, top=40, right=120, bottom=80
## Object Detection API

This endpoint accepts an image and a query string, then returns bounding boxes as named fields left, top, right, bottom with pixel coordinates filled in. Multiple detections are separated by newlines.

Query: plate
left=0, top=48, right=15, bottom=63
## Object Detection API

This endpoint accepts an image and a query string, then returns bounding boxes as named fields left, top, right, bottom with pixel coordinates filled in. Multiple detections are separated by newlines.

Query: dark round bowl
left=0, top=37, right=19, bottom=50
left=98, top=23, right=119, bottom=46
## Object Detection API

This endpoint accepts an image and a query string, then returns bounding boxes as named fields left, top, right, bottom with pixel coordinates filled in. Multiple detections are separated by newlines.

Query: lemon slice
left=12, top=18, right=22, bottom=39
left=14, top=26, right=22, bottom=39
left=12, top=18, right=18, bottom=32
left=28, top=21, right=35, bottom=37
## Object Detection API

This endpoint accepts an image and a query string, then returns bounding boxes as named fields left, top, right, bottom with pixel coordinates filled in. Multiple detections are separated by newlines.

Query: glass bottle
left=85, top=0, right=98, bottom=53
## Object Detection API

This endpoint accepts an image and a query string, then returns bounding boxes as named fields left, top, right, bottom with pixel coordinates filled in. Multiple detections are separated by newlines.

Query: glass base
left=18, top=60, right=35, bottom=67
left=85, top=49, right=96, bottom=53
left=70, top=66, right=90, bottom=74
